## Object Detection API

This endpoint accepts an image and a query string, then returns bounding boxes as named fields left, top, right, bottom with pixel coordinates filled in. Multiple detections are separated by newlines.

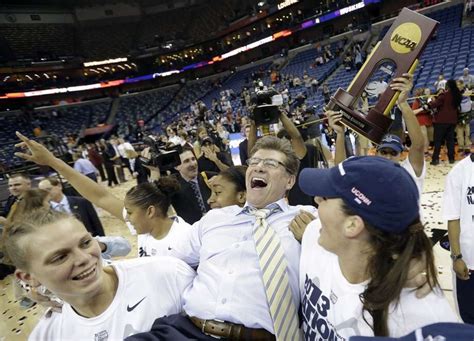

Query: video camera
left=139, top=135, right=182, bottom=174
left=249, top=87, right=283, bottom=126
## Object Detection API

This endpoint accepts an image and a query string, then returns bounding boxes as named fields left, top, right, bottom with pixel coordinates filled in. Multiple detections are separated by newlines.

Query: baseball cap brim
left=299, top=167, right=339, bottom=197
left=376, top=143, right=403, bottom=153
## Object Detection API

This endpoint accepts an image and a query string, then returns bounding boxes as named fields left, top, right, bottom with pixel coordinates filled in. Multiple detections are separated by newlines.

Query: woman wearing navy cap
left=298, top=156, right=458, bottom=339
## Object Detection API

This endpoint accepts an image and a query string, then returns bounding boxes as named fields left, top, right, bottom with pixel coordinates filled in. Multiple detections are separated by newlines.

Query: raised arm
left=15, top=132, right=124, bottom=220
left=247, top=119, right=258, bottom=156
left=279, top=109, right=307, bottom=159
left=391, top=74, right=425, bottom=177
left=326, top=110, right=346, bottom=165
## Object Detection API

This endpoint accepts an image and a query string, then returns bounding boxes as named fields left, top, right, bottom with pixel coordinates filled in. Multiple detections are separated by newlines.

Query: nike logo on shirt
left=127, top=297, right=146, bottom=312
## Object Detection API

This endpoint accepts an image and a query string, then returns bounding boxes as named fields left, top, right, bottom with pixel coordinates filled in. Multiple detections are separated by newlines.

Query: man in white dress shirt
left=128, top=136, right=317, bottom=341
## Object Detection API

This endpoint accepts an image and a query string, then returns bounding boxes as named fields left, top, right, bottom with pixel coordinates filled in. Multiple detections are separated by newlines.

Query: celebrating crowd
left=0, top=65, right=473, bottom=341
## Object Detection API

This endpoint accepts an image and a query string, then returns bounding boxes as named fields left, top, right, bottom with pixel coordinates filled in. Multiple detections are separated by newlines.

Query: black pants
left=121, top=157, right=133, bottom=174
left=432, top=123, right=456, bottom=162
left=104, top=163, right=119, bottom=186
left=96, top=163, right=107, bottom=181
left=126, top=314, right=218, bottom=341
left=456, top=274, right=474, bottom=324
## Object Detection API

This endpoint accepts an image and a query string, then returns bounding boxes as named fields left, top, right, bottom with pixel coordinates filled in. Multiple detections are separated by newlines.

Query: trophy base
left=328, top=88, right=393, bottom=144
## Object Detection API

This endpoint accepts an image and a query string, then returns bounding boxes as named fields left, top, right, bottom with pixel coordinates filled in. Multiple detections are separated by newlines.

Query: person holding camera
left=13, top=132, right=192, bottom=258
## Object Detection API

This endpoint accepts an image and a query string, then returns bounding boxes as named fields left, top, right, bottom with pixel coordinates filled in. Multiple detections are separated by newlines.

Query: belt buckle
left=201, top=319, right=224, bottom=339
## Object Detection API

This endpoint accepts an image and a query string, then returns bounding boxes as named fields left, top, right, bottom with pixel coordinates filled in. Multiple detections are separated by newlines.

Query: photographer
left=247, top=86, right=315, bottom=205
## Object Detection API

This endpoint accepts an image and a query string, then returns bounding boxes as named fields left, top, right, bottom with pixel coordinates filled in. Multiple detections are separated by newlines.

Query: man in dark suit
left=171, top=147, right=212, bottom=224
left=38, top=177, right=105, bottom=236
left=1, top=173, right=31, bottom=279
left=0, top=173, right=32, bottom=224
left=239, top=124, right=251, bottom=166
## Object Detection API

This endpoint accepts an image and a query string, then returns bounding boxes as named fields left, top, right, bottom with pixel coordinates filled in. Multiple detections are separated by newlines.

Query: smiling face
left=8, top=177, right=31, bottom=198
left=16, top=218, right=104, bottom=303
left=245, top=149, right=295, bottom=208
left=315, top=196, right=368, bottom=256
left=314, top=197, right=349, bottom=253
left=176, top=150, right=198, bottom=181
left=207, top=175, right=246, bottom=209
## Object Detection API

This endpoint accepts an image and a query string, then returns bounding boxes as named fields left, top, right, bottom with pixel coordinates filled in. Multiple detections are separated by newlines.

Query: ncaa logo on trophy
left=326, top=8, right=439, bottom=144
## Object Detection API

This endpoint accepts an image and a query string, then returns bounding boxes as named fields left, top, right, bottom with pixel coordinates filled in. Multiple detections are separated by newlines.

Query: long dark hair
left=125, top=176, right=180, bottom=217
left=446, top=79, right=462, bottom=109
left=341, top=203, right=439, bottom=336
left=218, top=166, right=247, bottom=192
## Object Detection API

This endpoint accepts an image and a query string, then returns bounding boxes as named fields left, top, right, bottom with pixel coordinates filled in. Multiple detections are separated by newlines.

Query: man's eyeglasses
left=378, top=149, right=400, bottom=157
left=246, top=157, right=288, bottom=171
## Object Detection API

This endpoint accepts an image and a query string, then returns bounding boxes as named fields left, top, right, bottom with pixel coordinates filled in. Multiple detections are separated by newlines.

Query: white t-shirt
left=443, top=155, right=474, bottom=268
left=138, top=216, right=191, bottom=257
left=29, top=257, right=195, bottom=341
left=300, top=220, right=458, bottom=340
left=400, top=157, right=426, bottom=221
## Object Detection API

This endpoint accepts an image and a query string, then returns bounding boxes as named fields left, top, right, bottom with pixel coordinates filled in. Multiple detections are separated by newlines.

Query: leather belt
left=188, top=316, right=275, bottom=341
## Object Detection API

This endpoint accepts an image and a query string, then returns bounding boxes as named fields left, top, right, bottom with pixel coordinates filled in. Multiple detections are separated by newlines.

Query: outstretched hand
left=14, top=131, right=57, bottom=166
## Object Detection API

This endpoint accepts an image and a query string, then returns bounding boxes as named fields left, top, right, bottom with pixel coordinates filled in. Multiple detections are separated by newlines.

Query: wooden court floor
left=0, top=150, right=471, bottom=340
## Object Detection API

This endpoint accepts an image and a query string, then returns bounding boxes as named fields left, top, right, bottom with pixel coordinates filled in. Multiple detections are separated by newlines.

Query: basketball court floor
left=0, top=150, right=470, bottom=340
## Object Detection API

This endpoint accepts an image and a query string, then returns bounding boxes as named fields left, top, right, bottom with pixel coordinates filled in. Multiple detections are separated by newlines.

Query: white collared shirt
left=170, top=199, right=317, bottom=333
left=50, top=195, right=71, bottom=214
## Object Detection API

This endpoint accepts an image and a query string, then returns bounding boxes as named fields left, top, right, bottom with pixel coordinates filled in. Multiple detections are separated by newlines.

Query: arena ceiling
left=0, top=0, right=245, bottom=9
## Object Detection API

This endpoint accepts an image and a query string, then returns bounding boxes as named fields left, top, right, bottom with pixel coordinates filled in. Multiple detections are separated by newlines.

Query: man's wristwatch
left=451, top=253, right=463, bottom=261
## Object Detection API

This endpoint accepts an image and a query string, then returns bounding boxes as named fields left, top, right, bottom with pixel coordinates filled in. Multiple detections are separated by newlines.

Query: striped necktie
left=189, top=180, right=207, bottom=214
left=247, top=205, right=302, bottom=341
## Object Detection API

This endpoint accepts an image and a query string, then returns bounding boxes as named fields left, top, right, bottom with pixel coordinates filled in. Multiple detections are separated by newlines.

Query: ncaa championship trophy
left=326, top=8, right=439, bottom=144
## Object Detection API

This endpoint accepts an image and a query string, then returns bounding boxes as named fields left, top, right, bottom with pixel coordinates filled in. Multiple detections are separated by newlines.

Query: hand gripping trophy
left=326, top=8, right=439, bottom=143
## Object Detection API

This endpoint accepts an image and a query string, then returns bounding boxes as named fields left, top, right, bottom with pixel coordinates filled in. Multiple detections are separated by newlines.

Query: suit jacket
left=239, top=139, right=249, bottom=166
left=66, top=196, right=105, bottom=236
left=2, top=195, right=17, bottom=217
left=171, top=173, right=211, bottom=225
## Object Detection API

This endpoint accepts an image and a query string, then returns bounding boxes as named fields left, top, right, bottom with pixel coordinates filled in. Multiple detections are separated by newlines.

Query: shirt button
left=221, top=298, right=227, bottom=304
left=242, top=236, right=248, bottom=241
left=234, top=244, right=240, bottom=249
left=228, top=270, right=234, bottom=275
